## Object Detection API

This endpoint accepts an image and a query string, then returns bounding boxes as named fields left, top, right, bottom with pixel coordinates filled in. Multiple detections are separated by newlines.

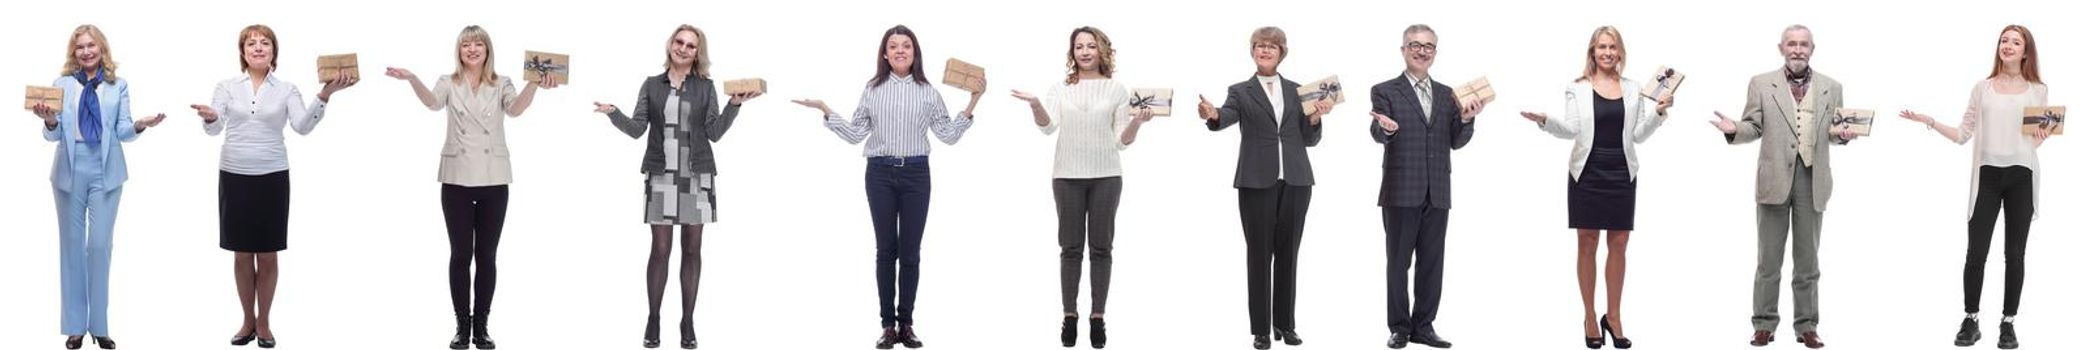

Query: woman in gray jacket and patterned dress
left=590, top=24, right=760, bottom=350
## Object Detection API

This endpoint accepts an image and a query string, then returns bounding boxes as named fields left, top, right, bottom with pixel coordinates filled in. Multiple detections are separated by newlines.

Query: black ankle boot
left=1061, top=316, right=1078, bottom=347
left=471, top=313, right=497, bottom=349
left=450, top=314, right=471, bottom=350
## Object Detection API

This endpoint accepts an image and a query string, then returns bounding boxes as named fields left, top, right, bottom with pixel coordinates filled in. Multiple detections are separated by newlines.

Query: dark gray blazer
left=1206, top=76, right=1323, bottom=189
left=1369, top=75, right=1473, bottom=209
left=606, top=71, right=742, bottom=175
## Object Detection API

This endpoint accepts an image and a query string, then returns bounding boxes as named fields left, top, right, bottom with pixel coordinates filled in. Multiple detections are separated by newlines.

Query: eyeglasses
left=1405, top=42, right=1437, bottom=52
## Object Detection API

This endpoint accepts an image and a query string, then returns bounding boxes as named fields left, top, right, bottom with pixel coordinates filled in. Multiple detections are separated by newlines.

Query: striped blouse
left=824, top=73, right=974, bottom=157
left=1037, top=79, right=1132, bottom=179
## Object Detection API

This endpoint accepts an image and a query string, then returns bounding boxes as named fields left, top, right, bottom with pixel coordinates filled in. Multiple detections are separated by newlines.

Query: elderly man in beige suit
left=1712, top=25, right=1861, bottom=349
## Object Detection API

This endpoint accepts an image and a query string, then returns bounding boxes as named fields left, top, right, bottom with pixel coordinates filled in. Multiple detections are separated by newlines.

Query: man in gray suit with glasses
left=1369, top=24, right=1483, bottom=349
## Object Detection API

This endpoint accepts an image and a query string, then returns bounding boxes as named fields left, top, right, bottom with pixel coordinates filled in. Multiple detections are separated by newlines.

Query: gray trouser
left=1054, top=177, right=1122, bottom=314
left=1753, top=163, right=1822, bottom=332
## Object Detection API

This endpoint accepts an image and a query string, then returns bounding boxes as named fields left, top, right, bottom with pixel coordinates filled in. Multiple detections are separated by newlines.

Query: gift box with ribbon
left=2022, top=106, right=2065, bottom=136
left=1296, top=75, right=1343, bottom=115
left=1833, top=108, right=1875, bottom=136
left=1128, top=88, right=1172, bottom=116
left=1454, top=76, right=1495, bottom=105
left=522, top=50, right=570, bottom=84
left=941, top=58, right=985, bottom=93
left=316, top=53, right=359, bottom=83
left=723, top=78, right=767, bottom=95
left=1640, top=66, right=1684, bottom=101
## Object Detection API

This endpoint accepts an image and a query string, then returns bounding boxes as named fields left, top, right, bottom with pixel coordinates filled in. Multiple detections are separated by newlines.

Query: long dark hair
left=869, top=25, right=929, bottom=87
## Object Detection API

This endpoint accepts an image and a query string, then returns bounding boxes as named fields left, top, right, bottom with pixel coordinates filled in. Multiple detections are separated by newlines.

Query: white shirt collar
left=1405, top=71, right=1432, bottom=88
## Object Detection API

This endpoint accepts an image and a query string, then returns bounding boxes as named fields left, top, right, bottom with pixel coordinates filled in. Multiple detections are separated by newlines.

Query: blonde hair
left=61, top=24, right=118, bottom=81
left=451, top=25, right=499, bottom=86
left=237, top=24, right=279, bottom=72
left=1989, top=25, right=2042, bottom=84
left=1249, top=26, right=1288, bottom=59
left=663, top=25, right=711, bottom=78
left=1579, top=26, right=1625, bottom=82
left=1063, top=26, right=1116, bottom=85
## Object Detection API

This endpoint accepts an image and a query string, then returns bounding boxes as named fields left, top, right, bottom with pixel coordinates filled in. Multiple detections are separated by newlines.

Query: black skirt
left=1568, top=149, right=1636, bottom=230
left=220, top=170, right=291, bottom=252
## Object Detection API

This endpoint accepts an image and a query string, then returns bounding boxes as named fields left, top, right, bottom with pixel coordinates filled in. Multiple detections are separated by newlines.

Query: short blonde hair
left=1580, top=26, right=1625, bottom=82
left=663, top=25, right=711, bottom=78
left=237, top=24, right=278, bottom=72
left=1250, top=26, right=1287, bottom=59
left=62, top=24, right=118, bottom=81
left=451, top=25, right=499, bottom=86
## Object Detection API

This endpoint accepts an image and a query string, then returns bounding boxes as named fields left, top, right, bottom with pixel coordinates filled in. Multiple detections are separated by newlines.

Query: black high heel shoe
left=680, top=318, right=698, bottom=349
left=1585, top=336, right=1606, bottom=349
left=643, top=315, right=662, bottom=349
left=255, top=337, right=275, bottom=349
left=65, top=336, right=84, bottom=350
left=1600, top=314, right=1632, bottom=349
left=92, top=336, right=118, bottom=349
left=1089, top=317, right=1107, bottom=349
left=1061, top=316, right=1078, bottom=347
left=231, top=330, right=257, bottom=346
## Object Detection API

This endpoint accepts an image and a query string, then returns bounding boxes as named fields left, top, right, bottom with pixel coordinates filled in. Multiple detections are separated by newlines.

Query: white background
left=1, top=0, right=2083, bottom=349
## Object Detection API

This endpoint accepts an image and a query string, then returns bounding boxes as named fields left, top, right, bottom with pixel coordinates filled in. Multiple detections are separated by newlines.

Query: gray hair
left=1782, top=24, right=1812, bottom=42
left=1404, top=24, right=1435, bottom=38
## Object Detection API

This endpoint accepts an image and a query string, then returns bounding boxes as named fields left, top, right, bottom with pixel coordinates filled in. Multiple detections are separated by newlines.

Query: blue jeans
left=56, top=147, right=121, bottom=337
left=866, top=156, right=930, bottom=328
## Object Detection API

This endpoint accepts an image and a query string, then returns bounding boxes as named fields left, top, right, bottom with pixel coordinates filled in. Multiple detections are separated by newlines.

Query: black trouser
left=442, top=184, right=510, bottom=317
left=1965, top=166, right=2034, bottom=316
left=867, top=156, right=931, bottom=328
left=1239, top=184, right=1311, bottom=336
left=1384, top=199, right=1448, bottom=335
left=1053, top=177, right=1122, bottom=315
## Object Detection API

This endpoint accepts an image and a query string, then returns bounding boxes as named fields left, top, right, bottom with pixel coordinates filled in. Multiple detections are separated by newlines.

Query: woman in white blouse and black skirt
left=190, top=24, right=357, bottom=349
left=1898, top=25, right=2051, bottom=350
left=382, top=25, right=557, bottom=350
left=589, top=24, right=759, bottom=350
left=791, top=24, right=984, bottom=349
left=1009, top=26, right=1154, bottom=350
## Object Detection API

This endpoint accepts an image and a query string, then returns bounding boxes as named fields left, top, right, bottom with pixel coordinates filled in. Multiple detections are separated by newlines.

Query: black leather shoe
left=643, top=315, right=661, bottom=349
left=897, top=326, right=924, bottom=348
left=231, top=331, right=257, bottom=346
left=453, top=314, right=473, bottom=350
left=65, top=336, right=84, bottom=350
left=1997, top=321, right=2018, bottom=349
left=1389, top=332, right=1411, bottom=348
left=1408, top=331, right=1453, bottom=348
left=1252, top=335, right=1272, bottom=349
left=679, top=318, right=698, bottom=349
left=256, top=337, right=275, bottom=349
left=1955, top=318, right=1980, bottom=347
left=92, top=336, right=118, bottom=349
left=1088, top=317, right=1106, bottom=349
left=471, top=314, right=497, bottom=349
left=875, top=327, right=899, bottom=350
left=1274, top=329, right=1304, bottom=346
left=1061, top=316, right=1078, bottom=347
left=1601, top=314, right=1631, bottom=349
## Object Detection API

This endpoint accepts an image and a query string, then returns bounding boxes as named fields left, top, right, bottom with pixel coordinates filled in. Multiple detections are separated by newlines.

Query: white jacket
left=1537, top=78, right=1669, bottom=181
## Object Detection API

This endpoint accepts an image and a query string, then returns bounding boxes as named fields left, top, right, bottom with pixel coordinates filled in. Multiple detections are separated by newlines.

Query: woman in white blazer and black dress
left=1517, top=26, right=1670, bottom=350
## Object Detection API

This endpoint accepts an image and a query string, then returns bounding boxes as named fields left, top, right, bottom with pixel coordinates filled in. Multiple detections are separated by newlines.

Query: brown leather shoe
left=1748, top=330, right=1773, bottom=347
left=1796, top=331, right=1825, bottom=349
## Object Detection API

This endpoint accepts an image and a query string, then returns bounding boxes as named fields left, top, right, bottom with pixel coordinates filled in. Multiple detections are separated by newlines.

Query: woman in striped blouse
left=1009, top=26, right=1154, bottom=350
left=790, top=24, right=983, bottom=349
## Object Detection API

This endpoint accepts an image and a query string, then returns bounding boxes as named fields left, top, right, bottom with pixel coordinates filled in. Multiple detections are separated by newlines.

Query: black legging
left=1964, top=166, right=2033, bottom=316
left=646, top=225, right=702, bottom=337
left=443, top=184, right=509, bottom=317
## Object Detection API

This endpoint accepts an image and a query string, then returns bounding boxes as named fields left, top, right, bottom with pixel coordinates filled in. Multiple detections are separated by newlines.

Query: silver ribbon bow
left=1300, top=82, right=1341, bottom=101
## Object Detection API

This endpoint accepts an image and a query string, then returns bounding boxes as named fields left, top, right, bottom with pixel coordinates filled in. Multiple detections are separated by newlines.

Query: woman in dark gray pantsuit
left=590, top=24, right=759, bottom=349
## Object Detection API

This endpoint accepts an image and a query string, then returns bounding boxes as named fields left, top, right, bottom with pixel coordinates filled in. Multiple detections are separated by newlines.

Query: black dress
left=1568, top=91, right=1636, bottom=230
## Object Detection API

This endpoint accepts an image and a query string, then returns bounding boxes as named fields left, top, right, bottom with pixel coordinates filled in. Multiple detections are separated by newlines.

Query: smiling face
left=1780, top=28, right=1814, bottom=73
left=458, top=39, right=487, bottom=69
left=884, top=34, right=915, bottom=76
left=241, top=32, right=275, bottom=72
left=73, top=33, right=102, bottom=72
left=1591, top=33, right=1621, bottom=73
left=668, top=30, right=700, bottom=69
left=1252, top=41, right=1283, bottom=73
left=1072, top=32, right=1100, bottom=72
left=1403, top=31, right=1437, bottom=74
left=1996, top=29, right=2025, bottom=66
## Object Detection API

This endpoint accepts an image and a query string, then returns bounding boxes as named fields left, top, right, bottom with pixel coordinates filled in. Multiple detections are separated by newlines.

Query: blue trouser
left=866, top=156, right=930, bottom=328
left=56, top=145, right=120, bottom=337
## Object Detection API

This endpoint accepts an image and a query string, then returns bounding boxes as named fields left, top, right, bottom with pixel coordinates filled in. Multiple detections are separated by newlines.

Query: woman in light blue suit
left=29, top=24, right=168, bottom=350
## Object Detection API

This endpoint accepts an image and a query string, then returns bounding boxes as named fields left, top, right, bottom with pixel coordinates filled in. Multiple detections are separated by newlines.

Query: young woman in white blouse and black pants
left=382, top=25, right=556, bottom=350
left=1898, top=25, right=2052, bottom=350
left=190, top=24, right=357, bottom=349
left=1011, top=26, right=1154, bottom=350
